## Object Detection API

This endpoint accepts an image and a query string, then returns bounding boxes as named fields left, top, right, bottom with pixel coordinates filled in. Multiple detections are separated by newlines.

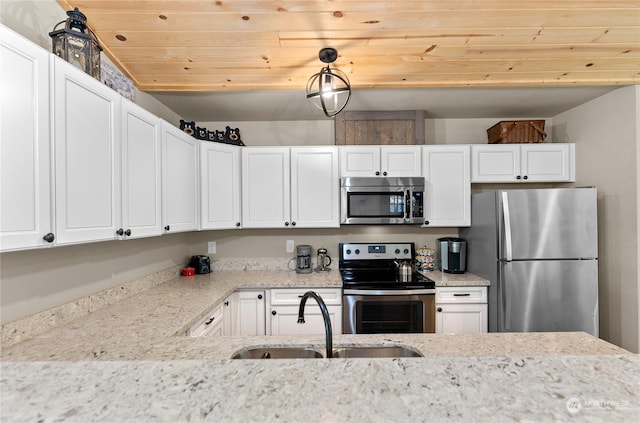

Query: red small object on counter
left=181, top=267, right=195, bottom=276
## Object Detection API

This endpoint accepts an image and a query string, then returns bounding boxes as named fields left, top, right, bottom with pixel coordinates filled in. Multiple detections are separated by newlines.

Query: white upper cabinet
left=200, top=142, right=242, bottom=230
left=242, top=147, right=291, bottom=228
left=339, top=145, right=422, bottom=177
left=242, top=146, right=339, bottom=228
left=422, top=145, right=471, bottom=227
left=0, top=26, right=54, bottom=251
left=120, top=99, right=162, bottom=239
left=290, top=146, right=340, bottom=228
left=52, top=56, right=122, bottom=245
left=471, top=143, right=574, bottom=183
left=161, top=122, right=199, bottom=233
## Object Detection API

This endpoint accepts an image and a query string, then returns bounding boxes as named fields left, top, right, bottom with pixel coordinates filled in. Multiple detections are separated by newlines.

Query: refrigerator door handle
left=501, top=191, right=513, bottom=261
left=499, top=263, right=509, bottom=331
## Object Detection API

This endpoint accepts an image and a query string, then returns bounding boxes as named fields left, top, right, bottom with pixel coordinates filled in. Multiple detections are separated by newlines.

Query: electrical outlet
left=208, top=241, right=217, bottom=254
left=286, top=240, right=294, bottom=253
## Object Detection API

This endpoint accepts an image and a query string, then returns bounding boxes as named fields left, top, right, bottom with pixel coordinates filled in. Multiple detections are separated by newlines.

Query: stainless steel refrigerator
left=459, top=187, right=599, bottom=336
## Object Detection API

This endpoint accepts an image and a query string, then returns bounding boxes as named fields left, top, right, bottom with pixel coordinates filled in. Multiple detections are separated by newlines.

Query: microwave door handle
left=405, top=190, right=411, bottom=219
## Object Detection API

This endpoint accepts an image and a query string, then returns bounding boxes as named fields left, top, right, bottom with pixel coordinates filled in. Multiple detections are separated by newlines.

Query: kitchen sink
left=230, top=345, right=423, bottom=359
left=331, top=345, right=423, bottom=358
left=231, top=347, right=323, bottom=359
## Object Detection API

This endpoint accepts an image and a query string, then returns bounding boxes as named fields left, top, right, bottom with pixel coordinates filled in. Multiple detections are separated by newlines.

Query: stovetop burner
left=339, top=242, right=435, bottom=291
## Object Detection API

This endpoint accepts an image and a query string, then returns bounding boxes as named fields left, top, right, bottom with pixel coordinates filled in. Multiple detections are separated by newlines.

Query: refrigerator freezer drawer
left=500, top=260, right=598, bottom=336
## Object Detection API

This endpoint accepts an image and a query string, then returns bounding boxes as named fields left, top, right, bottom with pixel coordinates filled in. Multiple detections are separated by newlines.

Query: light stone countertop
left=1, top=267, right=638, bottom=422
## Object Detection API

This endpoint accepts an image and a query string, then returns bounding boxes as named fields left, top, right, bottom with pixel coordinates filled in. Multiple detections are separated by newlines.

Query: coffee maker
left=295, top=245, right=312, bottom=274
left=438, top=237, right=467, bottom=274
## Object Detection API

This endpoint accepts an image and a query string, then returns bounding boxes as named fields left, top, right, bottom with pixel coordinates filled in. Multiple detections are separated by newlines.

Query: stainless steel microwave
left=340, top=177, right=425, bottom=225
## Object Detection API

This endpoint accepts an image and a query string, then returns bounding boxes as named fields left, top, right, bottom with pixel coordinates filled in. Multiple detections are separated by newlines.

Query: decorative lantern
left=306, top=47, right=351, bottom=118
left=49, top=7, right=102, bottom=80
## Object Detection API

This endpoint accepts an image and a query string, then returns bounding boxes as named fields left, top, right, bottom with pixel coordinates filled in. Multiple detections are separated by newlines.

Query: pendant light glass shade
left=306, top=48, right=351, bottom=118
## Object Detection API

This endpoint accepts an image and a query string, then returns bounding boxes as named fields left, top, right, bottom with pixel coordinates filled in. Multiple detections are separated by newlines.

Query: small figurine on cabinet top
left=224, top=126, right=244, bottom=146
left=179, top=119, right=196, bottom=136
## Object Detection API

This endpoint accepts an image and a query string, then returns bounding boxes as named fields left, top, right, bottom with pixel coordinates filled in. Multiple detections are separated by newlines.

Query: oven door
left=343, top=291, right=435, bottom=334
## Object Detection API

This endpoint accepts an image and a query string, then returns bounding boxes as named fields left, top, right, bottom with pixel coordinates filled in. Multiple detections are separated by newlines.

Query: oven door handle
left=343, top=288, right=435, bottom=295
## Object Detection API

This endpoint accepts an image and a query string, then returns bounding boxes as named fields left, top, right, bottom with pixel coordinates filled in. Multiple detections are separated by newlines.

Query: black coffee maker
left=438, top=237, right=467, bottom=274
left=189, top=255, right=211, bottom=274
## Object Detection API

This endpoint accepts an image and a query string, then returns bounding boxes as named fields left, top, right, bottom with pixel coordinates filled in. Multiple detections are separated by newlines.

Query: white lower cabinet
left=223, top=290, right=266, bottom=336
left=435, top=286, right=488, bottom=334
left=268, top=288, right=342, bottom=336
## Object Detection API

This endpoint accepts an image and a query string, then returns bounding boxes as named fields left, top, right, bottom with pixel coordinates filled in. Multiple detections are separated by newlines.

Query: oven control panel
left=340, top=242, right=414, bottom=261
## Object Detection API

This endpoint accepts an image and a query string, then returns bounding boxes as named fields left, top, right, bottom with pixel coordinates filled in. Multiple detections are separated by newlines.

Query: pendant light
left=306, top=48, right=351, bottom=118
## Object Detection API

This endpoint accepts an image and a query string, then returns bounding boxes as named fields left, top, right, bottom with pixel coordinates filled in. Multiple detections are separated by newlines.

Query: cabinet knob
left=257, top=294, right=263, bottom=300
left=523, top=175, right=528, bottom=180
left=383, top=171, right=387, bottom=176
left=437, top=307, right=443, bottom=312
left=284, top=222, right=289, bottom=226
left=164, top=225, right=170, bottom=231
left=43, top=233, right=55, bottom=243
left=235, top=222, right=241, bottom=227
left=125, top=229, right=132, bottom=237
left=424, top=220, right=430, bottom=225
left=272, top=310, right=277, bottom=315
left=291, top=221, right=296, bottom=226
left=516, top=175, right=522, bottom=180
left=116, top=228, right=124, bottom=236
left=375, top=171, right=380, bottom=176
left=224, top=301, right=229, bottom=306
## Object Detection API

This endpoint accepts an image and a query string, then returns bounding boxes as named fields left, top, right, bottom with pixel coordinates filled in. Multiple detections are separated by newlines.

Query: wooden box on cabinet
left=335, top=110, right=425, bottom=145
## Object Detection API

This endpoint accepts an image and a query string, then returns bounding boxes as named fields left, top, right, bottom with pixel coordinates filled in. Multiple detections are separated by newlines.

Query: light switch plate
left=286, top=240, right=294, bottom=253
left=208, top=241, right=217, bottom=254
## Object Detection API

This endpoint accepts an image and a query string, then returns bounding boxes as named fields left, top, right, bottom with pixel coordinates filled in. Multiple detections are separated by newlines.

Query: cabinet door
left=381, top=146, right=422, bottom=177
left=161, top=122, right=199, bottom=233
left=0, top=26, right=53, bottom=251
left=422, top=146, right=470, bottom=227
left=521, top=144, right=573, bottom=182
left=435, top=303, right=488, bottom=334
left=236, top=290, right=266, bottom=335
left=290, top=147, right=339, bottom=228
left=53, top=57, right=121, bottom=245
left=270, top=304, right=342, bottom=335
left=471, top=145, right=520, bottom=182
left=339, top=146, right=380, bottom=177
left=120, top=99, right=162, bottom=239
left=200, top=142, right=241, bottom=229
left=242, top=147, right=290, bottom=228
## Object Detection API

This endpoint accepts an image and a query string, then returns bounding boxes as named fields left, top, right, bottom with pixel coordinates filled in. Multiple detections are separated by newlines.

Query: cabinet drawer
left=436, top=286, right=487, bottom=303
left=270, top=288, right=342, bottom=306
left=187, top=304, right=223, bottom=337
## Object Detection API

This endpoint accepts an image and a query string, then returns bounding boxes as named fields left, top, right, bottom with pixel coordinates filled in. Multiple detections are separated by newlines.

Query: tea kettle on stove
left=394, top=260, right=413, bottom=282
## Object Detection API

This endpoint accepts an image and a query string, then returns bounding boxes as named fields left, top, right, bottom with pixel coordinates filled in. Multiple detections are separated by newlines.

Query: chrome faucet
left=297, top=291, right=333, bottom=358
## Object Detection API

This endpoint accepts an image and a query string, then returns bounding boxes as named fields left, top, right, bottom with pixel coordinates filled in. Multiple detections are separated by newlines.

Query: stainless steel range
left=340, top=242, right=436, bottom=334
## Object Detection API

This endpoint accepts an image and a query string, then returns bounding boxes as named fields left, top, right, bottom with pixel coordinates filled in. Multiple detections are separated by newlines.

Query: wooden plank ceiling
left=57, top=1, right=640, bottom=92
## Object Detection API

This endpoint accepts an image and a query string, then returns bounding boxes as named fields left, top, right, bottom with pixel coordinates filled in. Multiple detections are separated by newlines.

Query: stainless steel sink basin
left=332, top=345, right=423, bottom=358
left=231, top=345, right=423, bottom=359
left=231, top=347, right=323, bottom=359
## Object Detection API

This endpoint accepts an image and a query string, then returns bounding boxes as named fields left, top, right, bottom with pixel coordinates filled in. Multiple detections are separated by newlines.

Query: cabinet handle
left=125, top=229, right=132, bottom=237
left=437, top=307, right=443, bottom=312
left=424, top=220, right=430, bottom=225
left=453, top=293, right=471, bottom=297
left=235, top=222, right=241, bottom=227
left=523, top=175, right=528, bottom=180
left=383, top=171, right=387, bottom=176
left=257, top=294, right=263, bottom=300
left=204, top=316, right=215, bottom=325
left=284, top=222, right=289, bottom=227
left=291, top=221, right=296, bottom=226
left=272, top=310, right=277, bottom=315
left=516, top=175, right=521, bottom=180
left=43, top=233, right=55, bottom=243
left=164, top=225, right=170, bottom=231
left=224, top=301, right=229, bottom=306
left=116, top=228, right=124, bottom=236
left=375, top=171, right=380, bottom=176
